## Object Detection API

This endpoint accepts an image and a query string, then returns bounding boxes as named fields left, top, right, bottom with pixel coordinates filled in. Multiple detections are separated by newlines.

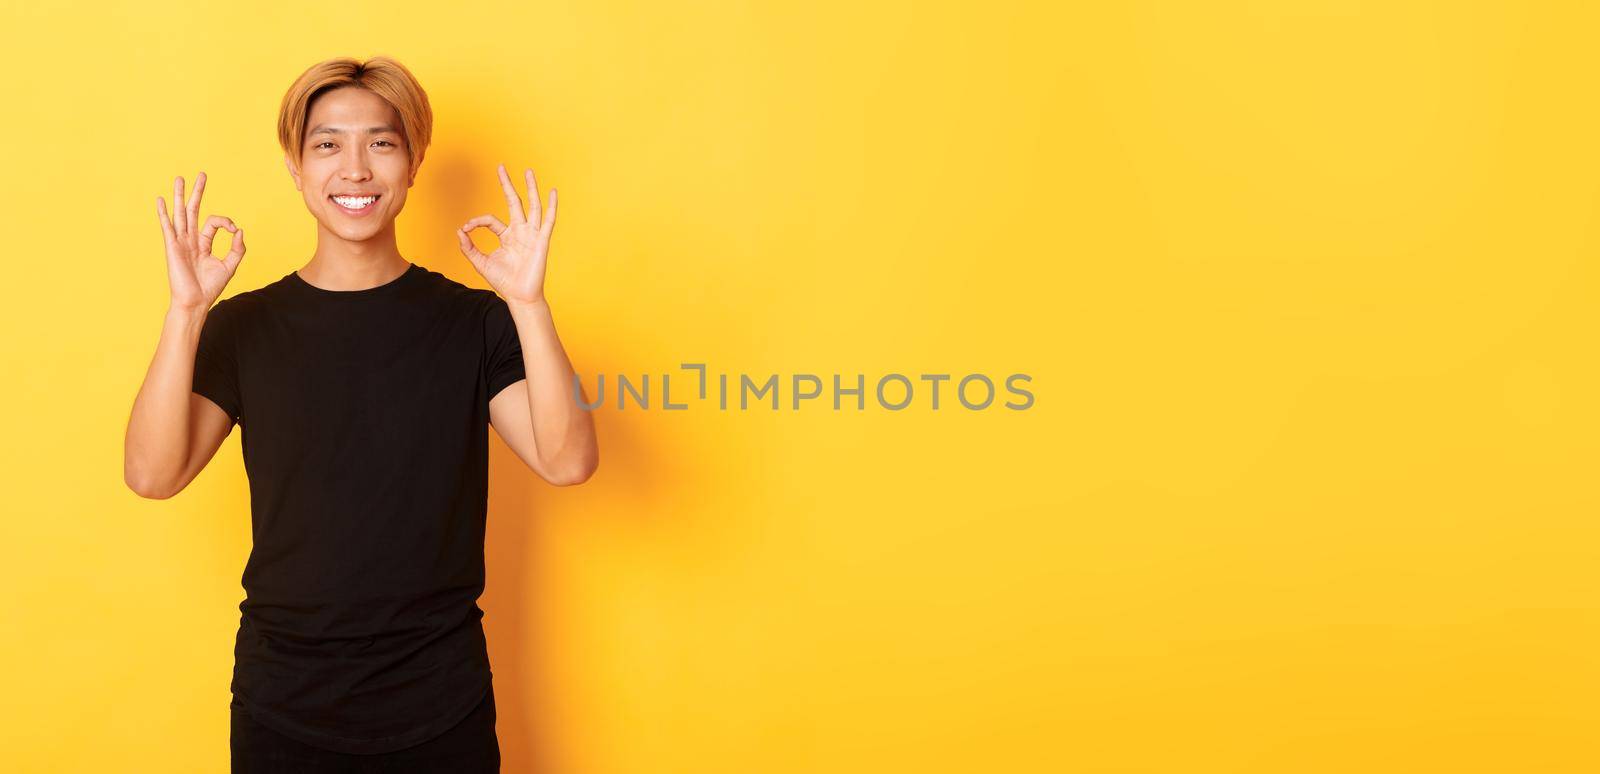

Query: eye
left=374, top=140, right=395, bottom=148
left=315, top=141, right=335, bottom=150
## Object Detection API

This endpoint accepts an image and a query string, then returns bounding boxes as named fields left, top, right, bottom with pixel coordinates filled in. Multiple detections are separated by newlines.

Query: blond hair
left=277, top=56, right=433, bottom=178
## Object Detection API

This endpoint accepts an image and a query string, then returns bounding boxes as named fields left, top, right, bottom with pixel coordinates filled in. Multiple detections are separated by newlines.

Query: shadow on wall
left=425, top=140, right=720, bottom=774
left=416, top=91, right=761, bottom=772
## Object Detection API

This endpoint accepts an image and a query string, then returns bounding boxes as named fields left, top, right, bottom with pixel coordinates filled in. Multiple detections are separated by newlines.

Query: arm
left=463, top=163, right=599, bottom=487
left=123, top=172, right=247, bottom=499
left=124, top=306, right=237, bottom=498
left=487, top=299, right=598, bottom=486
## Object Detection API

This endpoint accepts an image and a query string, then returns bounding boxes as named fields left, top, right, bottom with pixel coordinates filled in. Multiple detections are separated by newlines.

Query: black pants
left=231, top=685, right=500, bottom=773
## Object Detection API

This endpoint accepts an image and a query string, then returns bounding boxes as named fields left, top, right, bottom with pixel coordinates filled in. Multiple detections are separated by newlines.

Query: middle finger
left=173, top=176, right=187, bottom=236
left=186, top=171, right=207, bottom=232
left=497, top=164, right=526, bottom=224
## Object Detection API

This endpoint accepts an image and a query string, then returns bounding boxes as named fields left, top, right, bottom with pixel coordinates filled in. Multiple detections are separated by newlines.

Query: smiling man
left=122, top=55, right=598, bottom=772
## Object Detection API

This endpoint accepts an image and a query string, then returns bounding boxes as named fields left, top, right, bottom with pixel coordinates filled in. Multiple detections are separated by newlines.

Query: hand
left=157, top=172, right=245, bottom=312
left=456, top=163, right=558, bottom=305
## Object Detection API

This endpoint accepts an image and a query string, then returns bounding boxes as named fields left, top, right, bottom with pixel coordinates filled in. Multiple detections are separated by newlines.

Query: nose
left=339, top=145, right=373, bottom=183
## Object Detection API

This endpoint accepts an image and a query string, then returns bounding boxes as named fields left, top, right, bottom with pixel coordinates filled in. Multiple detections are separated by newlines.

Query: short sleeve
left=192, top=298, right=243, bottom=422
left=484, top=293, right=526, bottom=401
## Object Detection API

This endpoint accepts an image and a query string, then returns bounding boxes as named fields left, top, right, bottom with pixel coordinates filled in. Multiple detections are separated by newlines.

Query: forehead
left=305, top=87, right=401, bottom=130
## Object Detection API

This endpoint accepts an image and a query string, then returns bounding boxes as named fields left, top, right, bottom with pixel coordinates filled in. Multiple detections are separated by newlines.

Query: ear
left=284, top=155, right=302, bottom=192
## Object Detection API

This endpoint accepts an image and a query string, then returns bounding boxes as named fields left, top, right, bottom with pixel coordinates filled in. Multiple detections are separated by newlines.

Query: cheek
left=298, top=159, right=334, bottom=186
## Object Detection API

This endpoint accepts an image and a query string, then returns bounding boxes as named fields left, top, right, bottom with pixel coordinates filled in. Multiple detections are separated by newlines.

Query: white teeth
left=333, top=195, right=377, bottom=209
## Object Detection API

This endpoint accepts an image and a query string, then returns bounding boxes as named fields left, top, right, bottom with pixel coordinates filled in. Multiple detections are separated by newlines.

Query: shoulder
left=211, top=275, right=288, bottom=318
left=430, top=269, right=511, bottom=320
left=203, top=287, right=260, bottom=327
left=476, top=290, right=515, bottom=328
left=199, top=275, right=297, bottom=341
left=413, top=264, right=502, bottom=309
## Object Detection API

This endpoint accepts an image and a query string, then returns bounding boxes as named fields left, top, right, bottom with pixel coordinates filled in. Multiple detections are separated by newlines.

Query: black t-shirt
left=191, top=261, right=525, bottom=754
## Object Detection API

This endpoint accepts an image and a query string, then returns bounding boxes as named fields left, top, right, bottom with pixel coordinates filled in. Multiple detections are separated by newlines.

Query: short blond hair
left=277, top=56, right=433, bottom=178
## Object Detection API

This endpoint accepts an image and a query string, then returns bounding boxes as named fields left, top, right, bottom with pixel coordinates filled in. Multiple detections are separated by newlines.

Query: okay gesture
left=457, top=163, right=558, bottom=305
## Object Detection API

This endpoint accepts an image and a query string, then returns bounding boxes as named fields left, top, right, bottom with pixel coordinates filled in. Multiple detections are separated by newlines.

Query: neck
left=301, top=221, right=409, bottom=290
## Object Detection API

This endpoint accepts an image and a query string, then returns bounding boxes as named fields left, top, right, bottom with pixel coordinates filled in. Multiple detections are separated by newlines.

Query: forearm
left=506, top=298, right=598, bottom=483
left=123, top=305, right=206, bottom=497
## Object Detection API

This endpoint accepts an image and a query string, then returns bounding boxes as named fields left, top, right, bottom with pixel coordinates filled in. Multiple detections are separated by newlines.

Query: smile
left=330, top=194, right=380, bottom=215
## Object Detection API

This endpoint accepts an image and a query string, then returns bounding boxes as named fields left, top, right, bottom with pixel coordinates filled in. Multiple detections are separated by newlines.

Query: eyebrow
left=307, top=124, right=400, bottom=136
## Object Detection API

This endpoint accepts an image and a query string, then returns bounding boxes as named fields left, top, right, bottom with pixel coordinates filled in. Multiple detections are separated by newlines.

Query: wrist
left=166, top=303, right=209, bottom=342
left=167, top=302, right=209, bottom=321
left=506, top=296, right=549, bottom=313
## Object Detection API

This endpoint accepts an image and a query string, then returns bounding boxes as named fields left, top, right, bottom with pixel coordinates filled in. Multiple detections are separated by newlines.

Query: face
left=285, top=86, right=413, bottom=243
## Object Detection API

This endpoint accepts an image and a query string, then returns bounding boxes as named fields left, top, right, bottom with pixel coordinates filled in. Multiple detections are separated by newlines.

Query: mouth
left=329, top=193, right=381, bottom=216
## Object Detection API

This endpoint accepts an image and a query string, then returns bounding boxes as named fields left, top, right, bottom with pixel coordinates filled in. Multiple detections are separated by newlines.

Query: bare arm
left=124, top=306, right=237, bottom=498
left=487, top=298, right=599, bottom=486
left=123, top=172, right=247, bottom=499
left=463, top=164, right=599, bottom=486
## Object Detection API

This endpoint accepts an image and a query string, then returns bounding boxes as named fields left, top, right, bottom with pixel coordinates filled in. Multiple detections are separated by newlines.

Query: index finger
left=497, top=164, right=525, bottom=224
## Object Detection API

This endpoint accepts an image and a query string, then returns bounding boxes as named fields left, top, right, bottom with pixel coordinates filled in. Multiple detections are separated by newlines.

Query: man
left=122, top=55, right=598, bottom=772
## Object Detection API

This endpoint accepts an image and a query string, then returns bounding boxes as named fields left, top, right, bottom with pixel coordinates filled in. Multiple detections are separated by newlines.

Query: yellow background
left=3, top=1, right=1596, bottom=771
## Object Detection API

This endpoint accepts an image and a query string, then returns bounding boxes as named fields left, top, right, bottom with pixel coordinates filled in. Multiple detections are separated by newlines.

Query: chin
left=314, top=216, right=373, bottom=238
left=336, top=225, right=386, bottom=241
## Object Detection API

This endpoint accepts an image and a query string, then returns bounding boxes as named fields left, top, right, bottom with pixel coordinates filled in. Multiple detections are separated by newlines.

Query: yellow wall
left=3, top=1, right=1596, bottom=771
